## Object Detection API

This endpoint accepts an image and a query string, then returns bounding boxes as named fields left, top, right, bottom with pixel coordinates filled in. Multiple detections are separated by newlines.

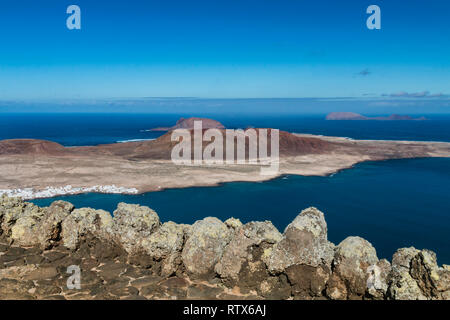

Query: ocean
left=2, top=113, right=450, bottom=145
left=1, top=113, right=449, bottom=264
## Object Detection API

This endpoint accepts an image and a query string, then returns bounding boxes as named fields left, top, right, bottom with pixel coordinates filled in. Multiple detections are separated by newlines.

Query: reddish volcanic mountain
left=0, top=139, right=66, bottom=156
left=100, top=129, right=334, bottom=160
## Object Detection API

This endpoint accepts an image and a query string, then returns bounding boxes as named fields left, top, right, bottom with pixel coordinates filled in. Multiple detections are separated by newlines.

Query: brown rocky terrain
left=0, top=195, right=449, bottom=300
left=0, top=129, right=331, bottom=160
left=0, top=139, right=66, bottom=156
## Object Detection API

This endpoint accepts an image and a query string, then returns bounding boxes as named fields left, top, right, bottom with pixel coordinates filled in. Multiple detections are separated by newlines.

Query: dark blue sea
left=1, top=113, right=449, bottom=264
left=1, top=113, right=450, bottom=145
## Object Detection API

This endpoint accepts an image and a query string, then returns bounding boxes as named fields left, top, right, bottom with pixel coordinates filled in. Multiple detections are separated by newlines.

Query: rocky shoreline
left=0, top=194, right=449, bottom=300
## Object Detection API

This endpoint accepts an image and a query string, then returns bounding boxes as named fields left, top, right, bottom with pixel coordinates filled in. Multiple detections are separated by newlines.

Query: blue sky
left=0, top=0, right=449, bottom=100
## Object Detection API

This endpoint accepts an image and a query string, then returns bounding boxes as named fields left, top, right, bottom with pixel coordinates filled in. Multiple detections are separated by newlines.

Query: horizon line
left=1, top=95, right=449, bottom=103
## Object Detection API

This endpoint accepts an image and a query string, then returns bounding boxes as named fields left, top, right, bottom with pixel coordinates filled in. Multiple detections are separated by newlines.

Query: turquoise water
left=32, top=157, right=450, bottom=264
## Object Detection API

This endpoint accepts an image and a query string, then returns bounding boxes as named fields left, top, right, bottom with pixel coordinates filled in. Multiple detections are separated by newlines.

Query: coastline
left=2, top=156, right=448, bottom=201
left=1, top=133, right=449, bottom=200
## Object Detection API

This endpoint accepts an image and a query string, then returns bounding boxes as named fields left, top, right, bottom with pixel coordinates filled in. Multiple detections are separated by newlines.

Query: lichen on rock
left=215, top=221, right=282, bottom=285
left=327, top=236, right=379, bottom=299
left=388, top=247, right=427, bottom=300
left=267, top=207, right=335, bottom=274
left=8, top=200, right=74, bottom=249
left=181, top=217, right=231, bottom=277
left=387, top=247, right=448, bottom=300
left=366, top=259, right=391, bottom=299
left=109, top=202, right=160, bottom=253
left=61, top=207, right=112, bottom=250
left=140, top=221, right=187, bottom=276
left=1, top=195, right=450, bottom=300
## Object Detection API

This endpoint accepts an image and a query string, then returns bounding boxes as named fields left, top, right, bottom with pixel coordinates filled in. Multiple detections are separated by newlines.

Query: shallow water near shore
left=32, top=157, right=450, bottom=265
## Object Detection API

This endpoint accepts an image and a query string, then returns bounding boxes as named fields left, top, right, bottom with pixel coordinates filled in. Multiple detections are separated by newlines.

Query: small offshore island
left=0, top=195, right=449, bottom=300
left=326, top=112, right=427, bottom=121
left=0, top=117, right=449, bottom=199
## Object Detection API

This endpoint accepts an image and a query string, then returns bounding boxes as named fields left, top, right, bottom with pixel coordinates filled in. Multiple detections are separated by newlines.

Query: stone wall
left=0, top=194, right=449, bottom=300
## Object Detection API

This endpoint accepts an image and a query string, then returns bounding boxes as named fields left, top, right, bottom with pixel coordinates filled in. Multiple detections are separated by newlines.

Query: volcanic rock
left=216, top=221, right=281, bottom=283
left=109, top=202, right=160, bottom=253
left=181, top=217, right=231, bottom=277
left=267, top=207, right=335, bottom=273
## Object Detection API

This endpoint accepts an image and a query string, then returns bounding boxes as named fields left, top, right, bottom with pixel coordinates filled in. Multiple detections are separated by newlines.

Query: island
left=1, top=117, right=450, bottom=300
left=326, top=112, right=427, bottom=121
left=0, top=117, right=449, bottom=199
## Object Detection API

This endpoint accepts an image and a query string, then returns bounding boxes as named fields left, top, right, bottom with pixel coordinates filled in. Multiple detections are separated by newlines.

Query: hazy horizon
left=1, top=96, right=450, bottom=115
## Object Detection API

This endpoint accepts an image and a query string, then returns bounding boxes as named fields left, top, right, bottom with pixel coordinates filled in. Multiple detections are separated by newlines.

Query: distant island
left=326, top=112, right=427, bottom=121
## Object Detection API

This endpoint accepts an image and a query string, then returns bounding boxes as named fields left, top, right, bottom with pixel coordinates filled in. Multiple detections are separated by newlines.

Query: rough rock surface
left=215, top=221, right=281, bottom=285
left=61, top=207, right=112, bottom=250
left=5, top=200, right=74, bottom=249
left=367, top=259, right=391, bottom=299
left=181, top=217, right=231, bottom=277
left=327, top=236, right=379, bottom=299
left=109, top=203, right=160, bottom=253
left=387, top=247, right=450, bottom=300
left=267, top=207, right=334, bottom=273
left=140, top=221, right=188, bottom=277
left=0, top=194, right=450, bottom=300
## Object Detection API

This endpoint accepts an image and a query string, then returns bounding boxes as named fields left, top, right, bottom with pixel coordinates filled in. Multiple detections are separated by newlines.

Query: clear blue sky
left=0, top=0, right=449, bottom=100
